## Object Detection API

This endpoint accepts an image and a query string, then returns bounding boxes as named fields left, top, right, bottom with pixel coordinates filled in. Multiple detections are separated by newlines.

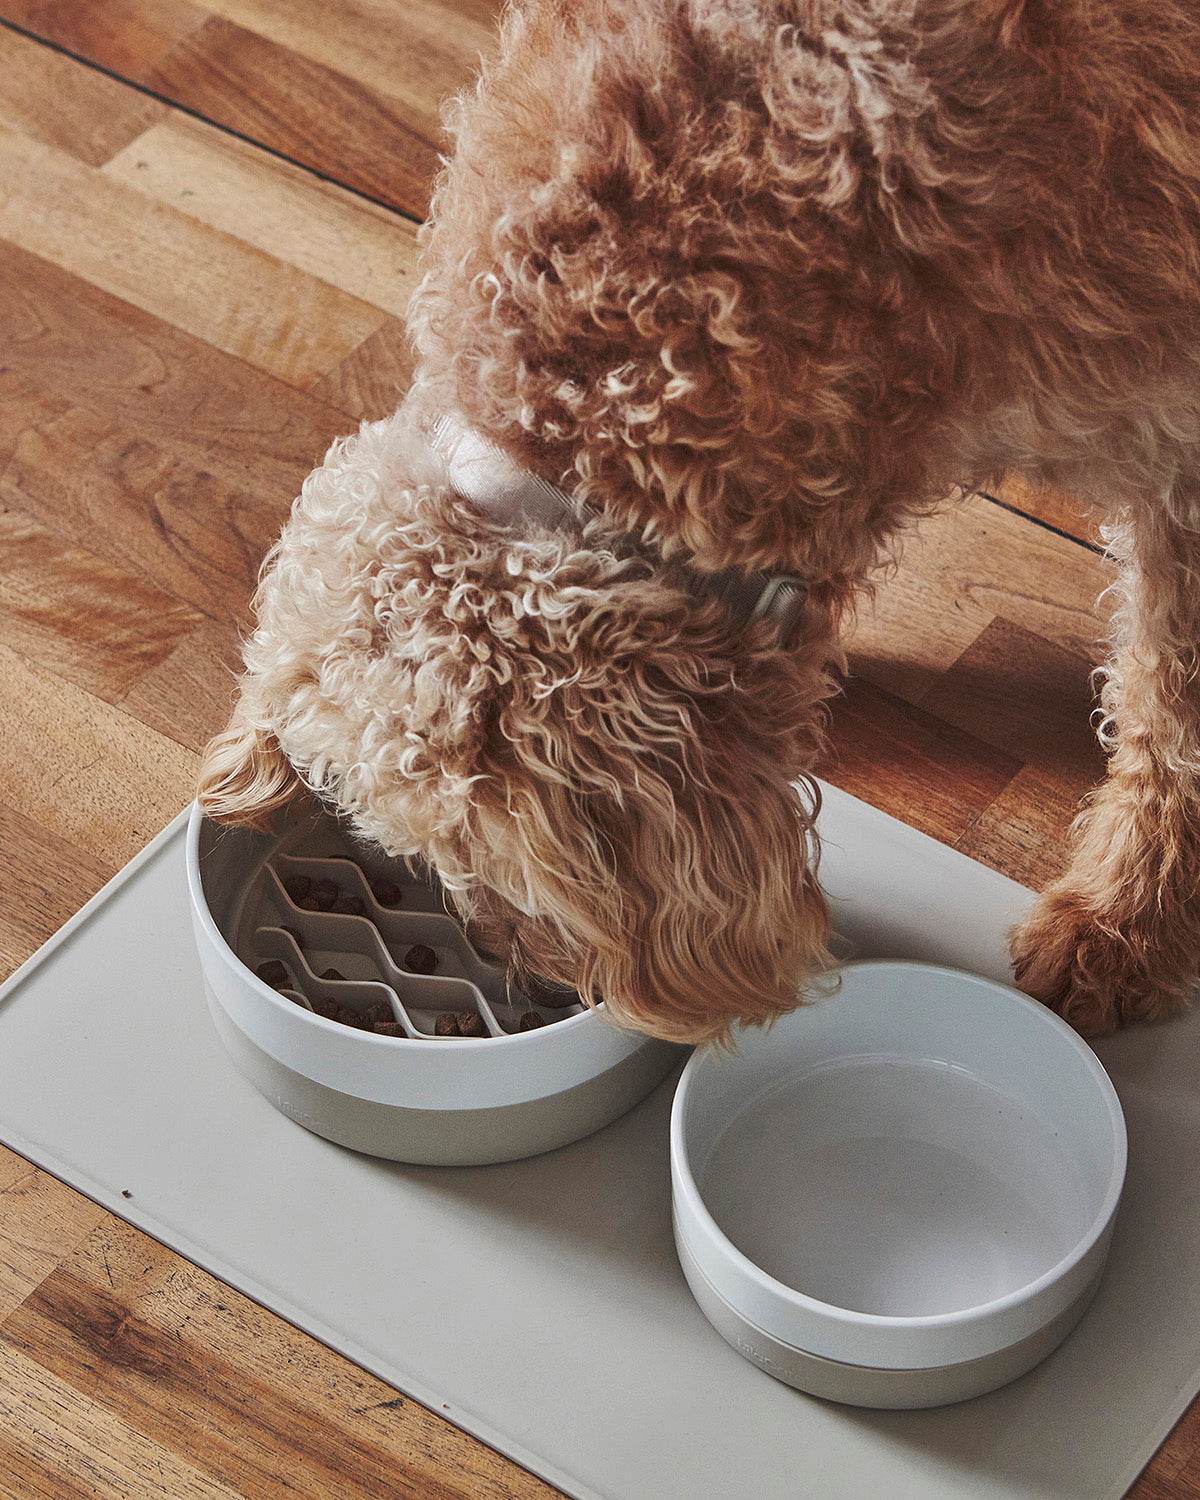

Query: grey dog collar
left=432, top=411, right=808, bottom=644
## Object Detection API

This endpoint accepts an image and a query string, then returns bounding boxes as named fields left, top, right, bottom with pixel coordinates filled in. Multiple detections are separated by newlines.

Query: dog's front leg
left=1011, top=491, right=1200, bottom=1033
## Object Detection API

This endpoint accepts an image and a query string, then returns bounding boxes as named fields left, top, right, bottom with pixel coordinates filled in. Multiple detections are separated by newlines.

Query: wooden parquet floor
left=0, top=4, right=1193, bottom=1495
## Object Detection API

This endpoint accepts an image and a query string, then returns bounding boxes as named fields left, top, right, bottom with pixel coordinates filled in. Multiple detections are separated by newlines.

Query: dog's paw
left=1010, top=886, right=1194, bottom=1036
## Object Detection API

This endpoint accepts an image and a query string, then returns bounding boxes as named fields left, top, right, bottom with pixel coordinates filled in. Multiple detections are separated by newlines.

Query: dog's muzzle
left=431, top=411, right=809, bottom=646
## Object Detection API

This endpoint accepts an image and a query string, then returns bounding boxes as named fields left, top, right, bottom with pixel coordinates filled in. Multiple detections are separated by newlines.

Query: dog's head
left=199, top=405, right=839, bottom=1044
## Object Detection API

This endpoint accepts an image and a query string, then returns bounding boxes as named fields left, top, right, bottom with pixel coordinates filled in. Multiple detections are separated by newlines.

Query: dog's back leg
left=1012, top=480, right=1200, bottom=1031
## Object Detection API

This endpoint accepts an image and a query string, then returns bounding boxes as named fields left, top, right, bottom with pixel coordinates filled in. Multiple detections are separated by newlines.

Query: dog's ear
left=197, top=712, right=301, bottom=830
left=497, top=754, right=835, bottom=1046
left=439, top=583, right=839, bottom=1045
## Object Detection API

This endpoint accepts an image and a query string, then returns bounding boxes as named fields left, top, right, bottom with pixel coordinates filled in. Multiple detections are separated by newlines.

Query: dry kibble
left=371, top=878, right=403, bottom=908
left=455, top=1010, right=488, bottom=1038
left=523, top=974, right=580, bottom=1009
left=517, top=1010, right=547, bottom=1032
left=373, top=1020, right=405, bottom=1037
left=332, top=894, right=366, bottom=917
left=311, top=998, right=339, bottom=1021
left=335, top=1005, right=370, bottom=1030
left=283, top=875, right=312, bottom=904
left=297, top=895, right=322, bottom=912
left=364, top=1000, right=393, bottom=1025
left=404, top=943, right=439, bottom=975
left=256, top=960, right=290, bottom=989
left=311, top=878, right=339, bottom=911
left=320, top=967, right=346, bottom=982
left=434, top=1012, right=461, bottom=1037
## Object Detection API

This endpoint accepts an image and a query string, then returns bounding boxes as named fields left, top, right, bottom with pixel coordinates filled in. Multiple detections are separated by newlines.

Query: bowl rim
left=185, top=799, right=608, bottom=1048
left=670, top=957, right=1128, bottom=1333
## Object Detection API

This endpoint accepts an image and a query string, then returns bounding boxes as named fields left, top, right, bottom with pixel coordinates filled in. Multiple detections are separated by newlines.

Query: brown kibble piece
left=311, top=998, right=339, bottom=1020
left=364, top=1000, right=393, bottom=1024
left=311, top=878, right=338, bottom=911
left=404, top=943, right=439, bottom=975
left=297, top=896, right=322, bottom=912
left=517, top=1010, right=547, bottom=1031
left=320, top=967, right=346, bottom=982
left=455, top=1010, right=488, bottom=1037
left=283, top=874, right=312, bottom=904
left=434, top=1012, right=461, bottom=1037
left=373, top=1021, right=405, bottom=1037
left=256, top=959, right=289, bottom=989
left=332, top=894, right=366, bottom=916
left=524, top=974, right=580, bottom=1009
left=371, top=878, right=403, bottom=907
left=335, top=1005, right=370, bottom=1029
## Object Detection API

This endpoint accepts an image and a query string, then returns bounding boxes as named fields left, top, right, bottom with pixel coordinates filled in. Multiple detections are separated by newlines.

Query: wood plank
left=118, top=615, right=243, bottom=755
left=0, top=1341, right=243, bottom=1499
left=0, top=239, right=350, bottom=463
left=307, top=316, right=414, bottom=418
left=0, top=245, right=351, bottom=625
left=0, top=22, right=169, bottom=166
left=0, top=641, right=197, bottom=869
left=147, top=15, right=444, bottom=216
left=954, top=764, right=1085, bottom=891
left=0, top=0, right=210, bottom=82
left=199, top=0, right=496, bottom=125
left=919, top=616, right=1106, bottom=782
left=993, top=475, right=1100, bottom=549
left=0, top=802, right=117, bottom=981
left=0, top=1154, right=107, bottom=1324
left=845, top=492, right=1110, bottom=705
left=3, top=416, right=277, bottom=631
left=0, top=505, right=204, bottom=703
left=0, top=122, right=391, bottom=387
left=104, top=111, right=419, bottom=315
left=818, top=674, right=1021, bottom=846
left=2, top=1218, right=564, bottom=1500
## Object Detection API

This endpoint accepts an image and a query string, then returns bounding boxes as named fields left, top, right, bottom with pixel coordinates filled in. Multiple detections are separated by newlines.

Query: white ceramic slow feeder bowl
left=671, top=960, right=1126, bottom=1408
left=187, top=800, right=680, bottom=1166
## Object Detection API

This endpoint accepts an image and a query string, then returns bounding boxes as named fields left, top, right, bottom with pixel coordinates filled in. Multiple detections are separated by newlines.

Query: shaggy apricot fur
left=201, top=0, right=1200, bottom=1042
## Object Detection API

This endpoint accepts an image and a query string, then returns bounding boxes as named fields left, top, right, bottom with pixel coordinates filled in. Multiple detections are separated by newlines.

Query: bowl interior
left=682, top=963, right=1123, bottom=1320
left=197, top=801, right=589, bottom=1041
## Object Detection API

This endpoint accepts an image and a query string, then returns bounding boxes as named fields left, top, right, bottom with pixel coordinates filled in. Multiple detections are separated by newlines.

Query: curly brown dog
left=198, top=0, right=1200, bottom=1044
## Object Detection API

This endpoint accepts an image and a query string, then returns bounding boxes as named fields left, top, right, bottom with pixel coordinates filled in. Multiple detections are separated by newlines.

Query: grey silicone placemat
left=0, top=784, right=1196, bottom=1500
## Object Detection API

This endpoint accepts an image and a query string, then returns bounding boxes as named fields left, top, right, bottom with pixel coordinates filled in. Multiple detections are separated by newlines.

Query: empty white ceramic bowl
left=671, top=960, right=1126, bottom=1407
left=187, top=799, right=680, bottom=1166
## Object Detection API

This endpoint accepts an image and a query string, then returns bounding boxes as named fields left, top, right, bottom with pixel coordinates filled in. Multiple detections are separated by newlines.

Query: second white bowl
left=671, top=960, right=1126, bottom=1407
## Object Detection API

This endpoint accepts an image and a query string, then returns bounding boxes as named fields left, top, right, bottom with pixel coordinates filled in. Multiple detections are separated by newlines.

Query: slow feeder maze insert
left=237, top=836, right=584, bottom=1040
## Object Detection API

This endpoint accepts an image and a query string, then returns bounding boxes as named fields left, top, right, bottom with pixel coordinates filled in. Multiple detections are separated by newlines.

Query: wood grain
left=1, top=1213, right=562, bottom=1500
left=0, top=805, right=117, bottom=982
left=0, top=505, right=204, bottom=702
left=996, top=473, right=1101, bottom=549
left=308, top=316, right=415, bottom=418
left=0, top=124, right=390, bottom=387
left=817, top=674, right=1020, bottom=845
left=147, top=16, right=445, bottom=216
left=0, top=10, right=1189, bottom=1498
left=0, top=641, right=198, bottom=871
left=0, top=0, right=210, bottom=82
left=0, top=22, right=168, bottom=165
left=199, top=0, right=496, bottom=128
left=0, top=245, right=351, bottom=625
left=103, top=112, right=420, bottom=316
left=0, top=1153, right=107, bottom=1323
